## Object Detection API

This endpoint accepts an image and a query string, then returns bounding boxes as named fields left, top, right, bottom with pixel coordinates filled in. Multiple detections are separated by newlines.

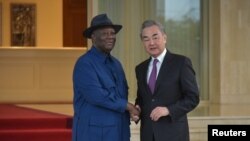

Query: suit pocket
left=89, top=116, right=118, bottom=141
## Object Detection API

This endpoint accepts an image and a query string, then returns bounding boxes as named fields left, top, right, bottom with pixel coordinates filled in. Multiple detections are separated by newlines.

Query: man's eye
left=153, top=37, right=158, bottom=40
left=102, top=32, right=115, bottom=37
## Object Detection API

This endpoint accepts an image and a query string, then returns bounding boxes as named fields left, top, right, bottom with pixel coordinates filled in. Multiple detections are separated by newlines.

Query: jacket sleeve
left=167, top=57, right=200, bottom=121
left=73, top=59, right=127, bottom=113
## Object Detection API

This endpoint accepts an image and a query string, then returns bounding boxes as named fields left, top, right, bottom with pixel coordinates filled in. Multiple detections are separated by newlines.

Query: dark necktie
left=148, top=59, right=158, bottom=94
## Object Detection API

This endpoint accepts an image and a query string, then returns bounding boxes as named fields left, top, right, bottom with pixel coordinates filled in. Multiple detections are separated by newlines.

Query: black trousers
left=152, top=134, right=156, bottom=141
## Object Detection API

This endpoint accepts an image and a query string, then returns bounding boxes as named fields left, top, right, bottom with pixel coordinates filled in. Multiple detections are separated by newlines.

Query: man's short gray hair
left=140, top=20, right=166, bottom=39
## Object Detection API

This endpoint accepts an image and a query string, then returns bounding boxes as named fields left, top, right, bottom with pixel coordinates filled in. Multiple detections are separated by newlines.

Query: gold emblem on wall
left=11, top=3, right=36, bottom=47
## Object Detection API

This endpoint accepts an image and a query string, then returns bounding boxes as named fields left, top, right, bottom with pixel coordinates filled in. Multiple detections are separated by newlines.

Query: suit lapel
left=141, top=52, right=174, bottom=95
left=141, top=58, right=152, bottom=95
left=154, top=51, right=173, bottom=94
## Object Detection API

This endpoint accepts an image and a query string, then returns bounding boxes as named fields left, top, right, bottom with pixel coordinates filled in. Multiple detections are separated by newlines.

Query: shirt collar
left=151, top=48, right=167, bottom=63
left=91, top=46, right=110, bottom=63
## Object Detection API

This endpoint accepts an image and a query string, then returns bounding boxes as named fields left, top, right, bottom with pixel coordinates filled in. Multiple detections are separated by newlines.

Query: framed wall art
left=0, top=3, right=2, bottom=46
left=11, top=3, right=36, bottom=46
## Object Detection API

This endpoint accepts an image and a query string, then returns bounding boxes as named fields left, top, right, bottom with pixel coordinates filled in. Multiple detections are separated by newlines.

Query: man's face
left=141, top=25, right=167, bottom=58
left=92, top=27, right=116, bottom=54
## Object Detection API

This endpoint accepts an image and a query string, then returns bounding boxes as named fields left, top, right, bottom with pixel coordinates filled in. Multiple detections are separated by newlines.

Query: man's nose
left=149, top=38, right=155, bottom=45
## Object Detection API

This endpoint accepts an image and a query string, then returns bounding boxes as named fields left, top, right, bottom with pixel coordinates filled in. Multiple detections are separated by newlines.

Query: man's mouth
left=150, top=47, right=157, bottom=50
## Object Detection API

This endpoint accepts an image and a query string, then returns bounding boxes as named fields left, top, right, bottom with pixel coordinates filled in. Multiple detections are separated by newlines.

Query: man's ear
left=91, top=33, right=95, bottom=39
left=91, top=33, right=97, bottom=42
left=164, top=34, right=167, bottom=43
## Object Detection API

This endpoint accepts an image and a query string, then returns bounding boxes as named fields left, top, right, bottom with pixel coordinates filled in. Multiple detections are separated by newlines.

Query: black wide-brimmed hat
left=83, top=13, right=122, bottom=38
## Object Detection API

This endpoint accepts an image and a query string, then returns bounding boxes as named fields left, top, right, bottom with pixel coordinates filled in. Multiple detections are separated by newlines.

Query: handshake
left=127, top=102, right=141, bottom=122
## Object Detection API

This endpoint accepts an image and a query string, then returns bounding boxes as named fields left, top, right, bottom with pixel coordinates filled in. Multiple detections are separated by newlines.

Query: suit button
left=152, top=99, right=155, bottom=102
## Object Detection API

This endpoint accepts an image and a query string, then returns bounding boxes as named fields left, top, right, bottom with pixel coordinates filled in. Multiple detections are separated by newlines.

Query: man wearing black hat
left=72, top=13, right=139, bottom=141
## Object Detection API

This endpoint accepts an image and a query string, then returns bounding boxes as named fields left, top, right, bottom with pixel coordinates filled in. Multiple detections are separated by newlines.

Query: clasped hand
left=127, top=103, right=140, bottom=122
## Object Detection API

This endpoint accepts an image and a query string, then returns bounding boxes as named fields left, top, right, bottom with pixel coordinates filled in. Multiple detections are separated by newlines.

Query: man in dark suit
left=134, top=20, right=200, bottom=141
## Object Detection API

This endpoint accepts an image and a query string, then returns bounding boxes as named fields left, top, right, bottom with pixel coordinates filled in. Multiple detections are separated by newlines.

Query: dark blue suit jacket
left=72, top=47, right=130, bottom=141
left=135, top=50, right=200, bottom=141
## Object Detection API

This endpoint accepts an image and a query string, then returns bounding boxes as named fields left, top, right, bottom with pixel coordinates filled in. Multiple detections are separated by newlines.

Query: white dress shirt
left=147, top=48, right=167, bottom=83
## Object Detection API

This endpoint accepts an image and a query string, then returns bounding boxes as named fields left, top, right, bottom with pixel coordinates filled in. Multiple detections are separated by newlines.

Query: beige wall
left=0, top=47, right=86, bottom=104
left=220, top=0, right=250, bottom=104
left=208, top=0, right=250, bottom=116
left=1, top=0, right=62, bottom=47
